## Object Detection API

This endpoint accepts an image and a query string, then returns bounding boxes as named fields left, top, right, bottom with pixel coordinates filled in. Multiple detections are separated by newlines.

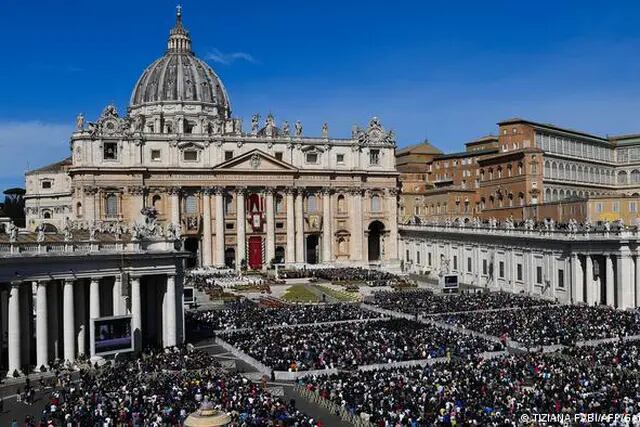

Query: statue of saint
left=322, top=122, right=329, bottom=138
left=295, top=120, right=303, bottom=137
left=76, top=113, right=85, bottom=130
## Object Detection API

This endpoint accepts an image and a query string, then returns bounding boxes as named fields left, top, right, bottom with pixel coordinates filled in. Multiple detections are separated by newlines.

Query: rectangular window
left=428, top=252, right=432, bottom=266
left=336, top=154, right=345, bottom=164
left=225, top=151, right=234, bottom=161
left=406, top=249, right=410, bottom=262
left=596, top=203, right=603, bottom=213
left=630, top=202, right=637, bottom=213
left=105, top=194, right=118, bottom=218
left=613, top=201, right=620, bottom=213
left=483, top=259, right=487, bottom=275
left=276, top=222, right=284, bottom=229
left=41, top=181, right=52, bottom=189
left=467, top=257, right=472, bottom=272
left=151, top=149, right=161, bottom=161
left=499, top=261, right=505, bottom=278
left=185, top=195, right=198, bottom=215
left=369, top=149, right=380, bottom=165
left=453, top=255, right=458, bottom=271
left=306, top=152, right=318, bottom=164
left=225, top=222, right=234, bottom=230
left=536, top=266, right=543, bottom=284
left=183, top=150, right=198, bottom=161
left=417, top=251, right=421, bottom=265
left=558, top=269, right=565, bottom=288
left=103, top=142, right=118, bottom=160
left=275, top=152, right=283, bottom=161
left=517, top=264, right=523, bottom=281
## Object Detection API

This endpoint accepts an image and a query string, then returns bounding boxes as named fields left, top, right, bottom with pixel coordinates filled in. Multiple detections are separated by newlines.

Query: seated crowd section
left=37, top=346, right=318, bottom=426
left=279, top=267, right=412, bottom=287
left=221, top=319, right=503, bottom=371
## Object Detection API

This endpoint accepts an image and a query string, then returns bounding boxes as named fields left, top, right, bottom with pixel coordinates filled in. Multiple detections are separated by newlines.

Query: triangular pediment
left=212, top=149, right=298, bottom=172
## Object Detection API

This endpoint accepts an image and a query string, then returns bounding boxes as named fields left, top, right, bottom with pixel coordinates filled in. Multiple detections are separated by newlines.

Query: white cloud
left=205, top=48, right=257, bottom=65
left=0, top=121, right=72, bottom=189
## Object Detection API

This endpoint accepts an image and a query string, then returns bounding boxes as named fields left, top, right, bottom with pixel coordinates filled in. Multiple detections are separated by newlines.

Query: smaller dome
left=129, top=7, right=231, bottom=118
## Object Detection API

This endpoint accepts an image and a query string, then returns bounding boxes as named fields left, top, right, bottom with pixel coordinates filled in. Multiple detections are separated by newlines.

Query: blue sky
left=2, top=0, right=640, bottom=190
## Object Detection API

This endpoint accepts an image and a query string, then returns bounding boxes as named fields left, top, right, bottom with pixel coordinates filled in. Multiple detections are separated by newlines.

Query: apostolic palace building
left=24, top=8, right=400, bottom=270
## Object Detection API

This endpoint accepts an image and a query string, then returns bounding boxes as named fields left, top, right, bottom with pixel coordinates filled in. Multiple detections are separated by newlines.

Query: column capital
left=349, top=188, right=364, bottom=196
left=212, top=186, right=226, bottom=195
left=168, top=186, right=182, bottom=196
left=234, top=186, right=248, bottom=195
left=89, top=277, right=100, bottom=284
left=321, top=187, right=333, bottom=196
left=202, top=187, right=213, bottom=196
left=264, top=186, right=276, bottom=195
left=9, top=281, right=21, bottom=288
left=64, top=278, right=75, bottom=285
left=127, top=185, right=146, bottom=196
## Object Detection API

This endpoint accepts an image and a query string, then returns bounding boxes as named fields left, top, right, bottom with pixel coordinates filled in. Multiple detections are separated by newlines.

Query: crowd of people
left=298, top=351, right=640, bottom=425
left=35, top=346, right=319, bottom=426
left=221, top=319, right=502, bottom=371
left=370, top=289, right=554, bottom=316
left=437, top=305, right=640, bottom=347
left=562, top=339, right=640, bottom=371
left=186, top=300, right=380, bottom=334
left=279, top=267, right=411, bottom=287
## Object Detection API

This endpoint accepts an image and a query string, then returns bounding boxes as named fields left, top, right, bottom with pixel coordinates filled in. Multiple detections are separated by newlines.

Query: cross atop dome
left=167, top=5, right=192, bottom=53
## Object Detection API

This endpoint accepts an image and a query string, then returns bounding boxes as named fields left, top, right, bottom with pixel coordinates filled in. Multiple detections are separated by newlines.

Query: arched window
left=76, top=202, right=83, bottom=217
left=519, top=193, right=525, bottom=206
left=43, top=211, right=52, bottom=219
left=618, top=171, right=628, bottom=185
left=551, top=162, right=558, bottom=179
left=545, top=188, right=551, bottom=202
left=105, top=194, right=118, bottom=218
left=152, top=194, right=162, bottom=210
left=275, top=194, right=284, bottom=213
left=544, top=161, right=550, bottom=178
left=307, top=195, right=318, bottom=212
left=371, top=195, right=381, bottom=212
left=518, top=162, right=523, bottom=175
left=337, top=194, right=346, bottom=214
left=631, top=170, right=640, bottom=184
left=186, top=195, right=198, bottom=215
left=223, top=195, right=233, bottom=215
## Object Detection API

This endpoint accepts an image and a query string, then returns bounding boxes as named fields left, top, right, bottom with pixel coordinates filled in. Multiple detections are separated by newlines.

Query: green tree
left=3, top=188, right=26, bottom=227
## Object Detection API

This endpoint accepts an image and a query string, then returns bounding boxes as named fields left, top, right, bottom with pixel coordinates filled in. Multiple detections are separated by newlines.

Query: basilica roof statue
left=129, top=6, right=231, bottom=120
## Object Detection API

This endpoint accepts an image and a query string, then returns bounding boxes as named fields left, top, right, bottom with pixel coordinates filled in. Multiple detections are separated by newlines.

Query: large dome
left=129, top=7, right=231, bottom=118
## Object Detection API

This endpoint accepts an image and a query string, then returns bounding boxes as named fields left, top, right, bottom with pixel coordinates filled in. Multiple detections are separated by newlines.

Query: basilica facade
left=25, top=8, right=399, bottom=269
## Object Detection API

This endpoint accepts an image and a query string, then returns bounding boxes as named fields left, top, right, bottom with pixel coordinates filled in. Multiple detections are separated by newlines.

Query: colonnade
left=1, top=273, right=180, bottom=376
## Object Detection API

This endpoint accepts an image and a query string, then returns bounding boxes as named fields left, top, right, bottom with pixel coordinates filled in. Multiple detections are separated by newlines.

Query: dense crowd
left=562, top=339, right=640, bottom=372
left=36, top=346, right=319, bottom=426
left=370, top=289, right=553, bottom=316
left=222, top=319, right=502, bottom=371
left=186, top=300, right=380, bottom=333
left=280, top=267, right=411, bottom=287
left=437, top=305, right=640, bottom=347
left=298, top=352, right=640, bottom=425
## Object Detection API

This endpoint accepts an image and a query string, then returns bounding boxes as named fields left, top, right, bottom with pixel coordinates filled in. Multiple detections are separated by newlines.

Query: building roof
left=465, top=134, right=499, bottom=146
left=25, top=157, right=72, bottom=175
left=498, top=117, right=608, bottom=142
left=434, top=148, right=498, bottom=160
left=396, top=141, right=443, bottom=156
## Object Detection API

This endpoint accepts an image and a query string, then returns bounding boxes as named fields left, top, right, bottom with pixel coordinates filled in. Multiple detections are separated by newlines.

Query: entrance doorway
left=248, top=236, right=263, bottom=269
left=368, top=221, right=385, bottom=261
left=275, top=246, right=285, bottom=264
left=306, top=234, right=320, bottom=264
left=224, top=248, right=236, bottom=269
left=184, top=237, right=199, bottom=268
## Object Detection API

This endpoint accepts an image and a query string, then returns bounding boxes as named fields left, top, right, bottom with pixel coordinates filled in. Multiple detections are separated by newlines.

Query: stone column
left=322, top=188, right=332, bottom=263
left=606, top=255, right=615, bottom=307
left=129, top=186, right=146, bottom=222
left=236, top=187, right=246, bottom=269
left=89, top=278, right=100, bottom=357
left=351, top=190, right=363, bottom=262
left=585, top=255, right=595, bottom=305
left=35, top=281, right=48, bottom=369
left=202, top=188, right=213, bottom=267
left=636, top=256, right=640, bottom=307
left=63, top=279, right=75, bottom=362
left=165, top=274, right=177, bottom=347
left=295, top=190, right=305, bottom=263
left=170, top=187, right=180, bottom=225
left=131, top=276, right=142, bottom=352
left=286, top=189, right=296, bottom=264
left=265, top=188, right=276, bottom=265
left=214, top=187, right=225, bottom=267
left=571, top=253, right=583, bottom=303
left=112, top=275, right=122, bottom=316
left=7, top=282, right=21, bottom=376
left=76, top=281, right=86, bottom=357
left=617, top=251, right=634, bottom=309
left=388, top=188, right=399, bottom=260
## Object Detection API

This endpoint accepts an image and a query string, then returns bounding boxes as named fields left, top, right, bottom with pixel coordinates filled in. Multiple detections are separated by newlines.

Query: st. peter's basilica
left=24, top=7, right=399, bottom=270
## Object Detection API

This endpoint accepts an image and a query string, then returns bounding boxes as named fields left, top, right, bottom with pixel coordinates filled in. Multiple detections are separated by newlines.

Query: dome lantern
left=167, top=5, right=192, bottom=54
